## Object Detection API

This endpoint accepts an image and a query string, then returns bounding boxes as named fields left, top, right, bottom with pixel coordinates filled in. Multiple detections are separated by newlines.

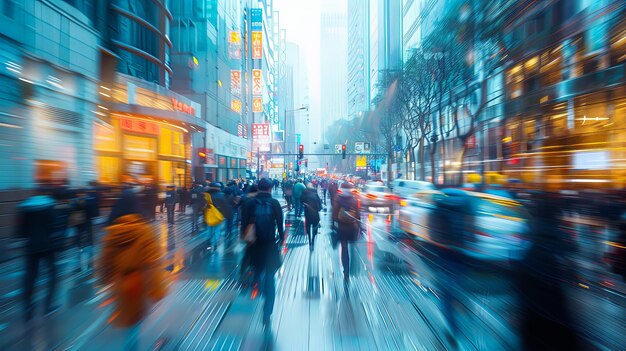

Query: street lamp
left=284, top=105, right=308, bottom=174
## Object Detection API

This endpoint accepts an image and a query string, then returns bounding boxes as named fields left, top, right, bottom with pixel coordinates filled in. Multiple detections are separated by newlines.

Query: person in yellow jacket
left=100, top=188, right=167, bottom=349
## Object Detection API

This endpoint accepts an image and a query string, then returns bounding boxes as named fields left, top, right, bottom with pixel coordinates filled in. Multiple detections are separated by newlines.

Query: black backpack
left=254, top=198, right=275, bottom=242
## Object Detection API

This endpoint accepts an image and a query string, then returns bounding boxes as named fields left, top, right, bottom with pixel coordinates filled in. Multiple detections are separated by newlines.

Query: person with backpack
left=240, top=178, right=284, bottom=328
left=100, top=199, right=167, bottom=350
left=302, top=183, right=322, bottom=250
left=333, top=182, right=361, bottom=283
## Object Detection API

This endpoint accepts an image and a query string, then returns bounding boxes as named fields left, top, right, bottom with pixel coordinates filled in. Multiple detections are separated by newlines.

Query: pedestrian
left=240, top=178, right=284, bottom=328
left=190, top=183, right=206, bottom=232
left=514, top=194, right=586, bottom=351
left=333, top=182, right=361, bottom=283
left=205, top=183, right=228, bottom=250
left=328, top=180, right=339, bottom=226
left=71, top=189, right=92, bottom=273
left=320, top=178, right=329, bottom=205
left=143, top=182, right=158, bottom=221
left=100, top=197, right=167, bottom=350
left=164, top=185, right=177, bottom=225
left=293, top=179, right=306, bottom=217
left=177, top=187, right=185, bottom=212
left=18, top=187, right=61, bottom=322
left=302, top=183, right=322, bottom=250
left=222, top=187, right=237, bottom=247
left=283, top=180, right=293, bottom=212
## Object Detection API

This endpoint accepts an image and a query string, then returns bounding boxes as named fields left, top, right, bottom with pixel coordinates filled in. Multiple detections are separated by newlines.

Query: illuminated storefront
left=204, top=122, right=248, bottom=182
left=94, top=74, right=205, bottom=186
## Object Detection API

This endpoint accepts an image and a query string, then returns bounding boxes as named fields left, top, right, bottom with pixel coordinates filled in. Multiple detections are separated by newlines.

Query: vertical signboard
left=252, top=123, right=270, bottom=142
left=228, top=31, right=241, bottom=59
left=252, top=31, right=263, bottom=59
left=252, top=97, right=263, bottom=112
left=237, top=123, right=244, bottom=137
left=251, top=8, right=263, bottom=59
left=231, top=99, right=242, bottom=113
left=230, top=70, right=241, bottom=96
left=252, top=69, right=262, bottom=96
left=251, top=8, right=262, bottom=31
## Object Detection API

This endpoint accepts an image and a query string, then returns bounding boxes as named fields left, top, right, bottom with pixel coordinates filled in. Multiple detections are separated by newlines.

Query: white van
left=390, top=179, right=436, bottom=199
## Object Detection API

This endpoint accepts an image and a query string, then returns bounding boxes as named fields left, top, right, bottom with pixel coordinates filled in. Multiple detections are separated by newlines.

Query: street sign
left=355, top=142, right=364, bottom=154
left=356, top=155, right=367, bottom=167
left=335, top=144, right=342, bottom=154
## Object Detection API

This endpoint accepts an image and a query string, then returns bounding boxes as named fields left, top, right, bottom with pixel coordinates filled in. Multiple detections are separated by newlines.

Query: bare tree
left=371, top=70, right=405, bottom=186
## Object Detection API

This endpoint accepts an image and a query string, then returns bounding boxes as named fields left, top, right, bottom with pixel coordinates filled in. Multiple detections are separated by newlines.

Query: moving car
left=399, top=188, right=530, bottom=262
left=390, top=179, right=436, bottom=199
left=358, top=183, right=396, bottom=213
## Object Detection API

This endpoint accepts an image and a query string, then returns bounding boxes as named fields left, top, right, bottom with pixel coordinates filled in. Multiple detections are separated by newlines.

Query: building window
left=2, top=0, right=15, bottom=19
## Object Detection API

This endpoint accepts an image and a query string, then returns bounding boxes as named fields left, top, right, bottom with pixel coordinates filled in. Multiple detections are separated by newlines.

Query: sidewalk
left=1, top=198, right=530, bottom=351
left=0, top=209, right=208, bottom=348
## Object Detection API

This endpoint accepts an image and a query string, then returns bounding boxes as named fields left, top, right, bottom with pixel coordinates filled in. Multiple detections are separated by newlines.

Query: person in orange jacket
left=100, top=190, right=167, bottom=348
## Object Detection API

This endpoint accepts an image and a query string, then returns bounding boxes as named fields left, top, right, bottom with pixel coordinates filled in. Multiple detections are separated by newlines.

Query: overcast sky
left=274, top=0, right=347, bottom=151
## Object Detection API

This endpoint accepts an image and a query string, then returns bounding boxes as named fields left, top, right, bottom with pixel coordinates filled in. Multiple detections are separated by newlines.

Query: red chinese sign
left=252, top=69, right=262, bottom=96
left=119, top=118, right=160, bottom=135
left=252, top=97, right=263, bottom=113
left=171, top=98, right=195, bottom=115
left=252, top=31, right=262, bottom=59
left=230, top=70, right=241, bottom=96
left=252, top=123, right=270, bottom=142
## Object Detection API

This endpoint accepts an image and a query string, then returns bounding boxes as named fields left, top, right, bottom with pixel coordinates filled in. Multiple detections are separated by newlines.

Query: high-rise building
left=367, top=0, right=402, bottom=103
left=347, top=0, right=370, bottom=120
left=320, top=9, right=348, bottom=125
left=169, top=0, right=249, bottom=181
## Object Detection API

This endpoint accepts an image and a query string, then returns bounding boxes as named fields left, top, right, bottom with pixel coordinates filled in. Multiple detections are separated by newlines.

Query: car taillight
left=366, top=193, right=377, bottom=200
left=475, top=230, right=492, bottom=238
left=384, top=194, right=399, bottom=201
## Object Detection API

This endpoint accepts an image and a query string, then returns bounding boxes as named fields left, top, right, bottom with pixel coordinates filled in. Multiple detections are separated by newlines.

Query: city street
left=2, top=190, right=624, bottom=350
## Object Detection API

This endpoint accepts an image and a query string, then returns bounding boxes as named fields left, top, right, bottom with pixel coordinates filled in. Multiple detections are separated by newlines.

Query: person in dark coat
left=328, top=180, right=339, bottom=225
left=240, top=178, right=284, bottom=328
left=18, top=188, right=60, bottom=322
left=164, top=185, right=177, bottom=225
left=190, top=183, right=206, bottom=232
left=514, top=195, right=587, bottom=351
left=176, top=187, right=185, bottom=212
left=109, top=186, right=143, bottom=225
left=320, top=179, right=329, bottom=205
left=71, top=189, right=92, bottom=272
left=333, top=182, right=360, bottom=282
left=302, top=183, right=322, bottom=249
left=283, top=180, right=293, bottom=212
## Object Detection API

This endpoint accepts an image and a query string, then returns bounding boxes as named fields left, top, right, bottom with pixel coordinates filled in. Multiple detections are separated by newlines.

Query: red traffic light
left=299, top=144, right=304, bottom=151
left=341, top=144, right=346, bottom=151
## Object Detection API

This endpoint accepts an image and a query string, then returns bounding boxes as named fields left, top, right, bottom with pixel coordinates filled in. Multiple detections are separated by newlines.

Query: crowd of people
left=14, top=175, right=364, bottom=348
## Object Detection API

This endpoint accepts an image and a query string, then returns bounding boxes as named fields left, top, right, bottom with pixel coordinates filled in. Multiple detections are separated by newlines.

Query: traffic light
left=299, top=144, right=304, bottom=159
left=305, top=160, right=308, bottom=168
left=341, top=144, right=346, bottom=159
